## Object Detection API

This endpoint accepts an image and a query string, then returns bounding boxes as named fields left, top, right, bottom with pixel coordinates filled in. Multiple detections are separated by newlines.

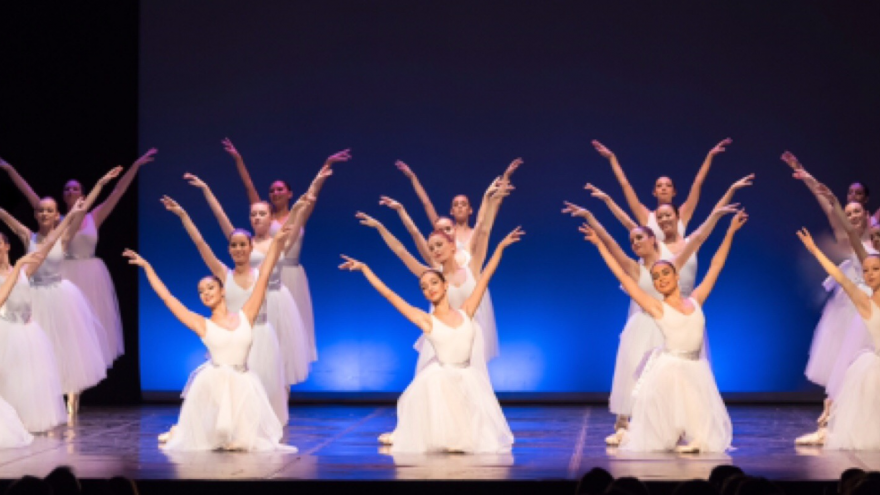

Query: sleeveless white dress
left=609, top=265, right=664, bottom=416
left=163, top=311, right=295, bottom=452
left=645, top=211, right=686, bottom=243
left=391, top=310, right=513, bottom=453
left=59, top=213, right=124, bottom=364
left=271, top=221, right=317, bottom=363
left=28, top=234, right=107, bottom=393
left=0, top=271, right=66, bottom=432
left=826, top=300, right=880, bottom=450
left=621, top=299, right=731, bottom=453
left=250, top=249, right=311, bottom=384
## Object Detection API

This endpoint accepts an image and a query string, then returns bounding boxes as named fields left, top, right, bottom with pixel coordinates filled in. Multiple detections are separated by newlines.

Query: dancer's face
left=63, top=180, right=83, bottom=209
left=268, top=181, right=293, bottom=210
left=250, top=202, right=272, bottom=236
left=433, top=217, right=455, bottom=239
left=419, top=271, right=447, bottom=304
left=34, top=198, right=60, bottom=231
left=450, top=195, right=472, bottom=223
left=655, top=204, right=678, bottom=236
left=653, top=177, right=676, bottom=205
left=629, top=228, right=657, bottom=258
left=845, top=202, right=868, bottom=233
left=428, top=232, right=456, bottom=264
left=197, top=277, right=225, bottom=308
left=650, top=262, right=679, bottom=295
left=847, top=183, right=869, bottom=206
left=863, top=256, right=880, bottom=292
left=228, top=233, right=253, bottom=266
left=870, top=225, right=880, bottom=252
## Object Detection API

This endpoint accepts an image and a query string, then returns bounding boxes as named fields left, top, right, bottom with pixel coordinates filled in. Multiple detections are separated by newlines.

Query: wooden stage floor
left=0, top=404, right=874, bottom=484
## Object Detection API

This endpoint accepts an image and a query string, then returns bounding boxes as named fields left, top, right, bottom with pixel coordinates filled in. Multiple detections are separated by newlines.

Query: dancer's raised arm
left=563, top=201, right=640, bottom=280
left=379, top=196, right=433, bottom=265
left=339, top=255, right=432, bottom=332
left=396, top=160, right=440, bottom=227
left=469, top=178, right=514, bottom=276
left=92, top=148, right=157, bottom=228
left=711, top=173, right=754, bottom=212
left=679, top=138, right=732, bottom=225
left=798, top=228, right=873, bottom=319
left=291, top=151, right=347, bottom=228
left=224, top=138, right=261, bottom=205
left=184, top=173, right=235, bottom=239
left=161, top=196, right=227, bottom=281
left=592, top=140, right=649, bottom=225
left=123, top=249, right=206, bottom=336
left=0, top=158, right=40, bottom=208
left=462, top=227, right=523, bottom=319
left=816, top=184, right=871, bottom=263
left=356, top=212, right=430, bottom=277
left=671, top=204, right=741, bottom=271
left=30, top=198, right=88, bottom=277
left=0, top=253, right=44, bottom=306
left=782, top=151, right=848, bottom=246
left=584, top=183, right=638, bottom=231
left=691, top=210, right=748, bottom=305
left=241, top=224, right=296, bottom=326
left=0, top=208, right=32, bottom=248
left=62, top=166, right=123, bottom=245
left=582, top=225, right=663, bottom=318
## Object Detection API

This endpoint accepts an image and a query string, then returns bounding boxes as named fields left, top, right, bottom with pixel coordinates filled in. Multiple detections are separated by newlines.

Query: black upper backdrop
left=1, top=2, right=879, bottom=402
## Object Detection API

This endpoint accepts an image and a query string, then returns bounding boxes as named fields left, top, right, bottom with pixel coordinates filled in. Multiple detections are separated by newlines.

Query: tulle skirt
left=391, top=361, right=513, bottom=453
left=247, top=320, right=289, bottom=425
left=60, top=257, right=124, bottom=364
left=266, top=287, right=310, bottom=385
left=279, top=264, right=316, bottom=362
left=826, top=313, right=874, bottom=400
left=30, top=281, right=107, bottom=394
left=163, top=364, right=295, bottom=452
left=0, top=396, right=32, bottom=449
left=621, top=351, right=732, bottom=453
left=475, top=289, right=498, bottom=361
left=825, top=351, right=880, bottom=450
left=805, top=284, right=868, bottom=387
left=0, top=319, right=66, bottom=432
left=609, top=312, right=664, bottom=416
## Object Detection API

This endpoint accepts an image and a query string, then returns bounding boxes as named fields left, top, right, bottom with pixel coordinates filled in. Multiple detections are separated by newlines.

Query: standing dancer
left=125, top=225, right=298, bottom=452
left=225, top=139, right=351, bottom=362
left=562, top=201, right=738, bottom=442
left=846, top=182, right=880, bottom=226
left=338, top=226, right=523, bottom=454
left=0, top=150, right=157, bottom=363
left=583, top=210, right=747, bottom=453
left=590, top=138, right=731, bottom=242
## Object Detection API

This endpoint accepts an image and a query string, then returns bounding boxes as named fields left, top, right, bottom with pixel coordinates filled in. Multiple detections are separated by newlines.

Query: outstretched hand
left=99, top=166, right=124, bottom=186
left=338, top=254, right=365, bottom=272
left=781, top=151, right=802, bottom=171
left=395, top=160, right=415, bottom=179
left=222, top=138, right=241, bottom=160
left=122, top=248, right=150, bottom=268
left=379, top=196, right=402, bottom=211
left=183, top=173, right=207, bottom=189
left=273, top=222, right=297, bottom=243
left=562, top=201, right=591, bottom=219
left=731, top=173, right=755, bottom=191
left=326, top=149, right=352, bottom=167
left=160, top=195, right=185, bottom=216
left=355, top=211, right=381, bottom=228
left=486, top=177, right=515, bottom=200
left=729, top=209, right=749, bottom=232
left=796, top=227, right=817, bottom=252
left=294, top=192, right=316, bottom=209
left=69, top=197, right=88, bottom=215
left=499, top=226, right=525, bottom=248
left=814, top=183, right=838, bottom=205
left=134, top=148, right=158, bottom=167
left=591, top=140, right=615, bottom=159
left=584, top=183, right=610, bottom=202
left=14, top=252, right=45, bottom=269
left=709, top=138, right=733, bottom=156
left=502, top=158, right=523, bottom=182
left=579, top=223, right=601, bottom=245
left=712, top=203, right=740, bottom=218
left=0, top=158, right=10, bottom=171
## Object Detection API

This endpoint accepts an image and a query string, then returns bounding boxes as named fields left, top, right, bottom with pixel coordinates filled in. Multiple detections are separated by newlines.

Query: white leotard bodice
left=655, top=298, right=705, bottom=354
left=428, top=310, right=476, bottom=367
left=224, top=268, right=269, bottom=322
left=0, top=271, right=32, bottom=324
left=646, top=211, right=686, bottom=243
left=454, top=240, right=471, bottom=267
left=446, top=266, right=477, bottom=310
left=203, top=311, right=253, bottom=367
left=65, top=213, right=98, bottom=259
left=269, top=221, right=305, bottom=266
left=862, top=300, right=880, bottom=351
left=659, top=240, right=697, bottom=297
left=249, top=249, right=282, bottom=288
left=28, top=234, right=64, bottom=286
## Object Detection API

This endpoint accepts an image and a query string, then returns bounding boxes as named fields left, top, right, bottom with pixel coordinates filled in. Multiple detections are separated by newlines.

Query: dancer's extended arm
left=123, top=249, right=206, bottom=336
left=93, top=148, right=157, bottom=228
left=29, top=198, right=87, bottom=277
left=470, top=177, right=514, bottom=277
left=462, top=227, right=523, bottom=319
left=161, top=196, right=227, bottom=281
left=290, top=151, right=347, bottom=231
left=224, top=138, right=261, bottom=205
left=711, top=174, right=754, bottom=212
left=0, top=209, right=32, bottom=248
left=563, top=201, right=640, bottom=279
left=679, top=138, right=731, bottom=226
left=242, top=224, right=296, bottom=325
left=339, top=256, right=432, bottom=332
left=63, top=166, right=123, bottom=245
left=782, top=151, right=848, bottom=246
left=0, top=158, right=40, bottom=208
left=672, top=204, right=741, bottom=271
left=691, top=211, right=747, bottom=305
left=184, top=173, right=235, bottom=239
left=584, top=183, right=638, bottom=231
left=0, top=253, right=43, bottom=306
left=815, top=184, right=870, bottom=263
left=798, top=227, right=873, bottom=319
left=356, top=212, right=430, bottom=277
left=379, top=196, right=432, bottom=265
left=395, top=160, right=440, bottom=226
left=592, top=140, right=649, bottom=225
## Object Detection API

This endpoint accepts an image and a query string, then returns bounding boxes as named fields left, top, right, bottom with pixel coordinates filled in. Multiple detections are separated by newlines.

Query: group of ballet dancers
left=0, top=137, right=877, bottom=454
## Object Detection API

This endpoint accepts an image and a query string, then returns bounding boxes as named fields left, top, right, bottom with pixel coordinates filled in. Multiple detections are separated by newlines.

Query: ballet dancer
left=562, top=201, right=739, bottom=442
left=125, top=224, right=298, bottom=452
left=225, top=138, right=352, bottom=362
left=846, top=181, right=880, bottom=226
left=590, top=138, right=732, bottom=242
left=338, top=226, right=523, bottom=453
left=583, top=210, right=748, bottom=453
left=1, top=150, right=157, bottom=364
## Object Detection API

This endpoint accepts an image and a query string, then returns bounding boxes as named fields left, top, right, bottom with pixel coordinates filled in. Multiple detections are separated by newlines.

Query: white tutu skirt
left=805, top=283, right=867, bottom=387
left=60, top=258, right=124, bottom=364
left=826, top=351, right=880, bottom=450
left=30, top=281, right=107, bottom=394
left=826, top=312, right=874, bottom=400
left=0, top=319, right=66, bottom=432
left=266, top=287, right=311, bottom=385
left=475, top=289, right=498, bottom=361
left=0, top=396, right=32, bottom=449
left=247, top=321, right=289, bottom=424
left=621, top=351, right=731, bottom=453
left=609, top=312, right=664, bottom=416
left=279, top=264, right=316, bottom=362
left=391, top=361, right=513, bottom=453
left=163, top=364, right=294, bottom=452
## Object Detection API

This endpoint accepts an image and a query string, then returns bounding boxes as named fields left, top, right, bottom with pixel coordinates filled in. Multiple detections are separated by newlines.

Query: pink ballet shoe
left=605, top=428, right=626, bottom=446
left=378, top=432, right=394, bottom=445
left=795, top=428, right=826, bottom=446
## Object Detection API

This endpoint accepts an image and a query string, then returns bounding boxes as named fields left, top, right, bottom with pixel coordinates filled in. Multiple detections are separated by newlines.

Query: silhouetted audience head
left=734, top=477, right=783, bottom=495
left=839, top=468, right=867, bottom=494
left=107, top=477, right=139, bottom=495
left=720, top=474, right=747, bottom=495
left=604, top=476, right=648, bottom=495
left=45, top=467, right=80, bottom=495
left=848, top=478, right=880, bottom=495
left=576, top=467, right=613, bottom=494
left=5, top=476, right=52, bottom=495
left=671, top=479, right=717, bottom=495
left=709, top=465, right=744, bottom=491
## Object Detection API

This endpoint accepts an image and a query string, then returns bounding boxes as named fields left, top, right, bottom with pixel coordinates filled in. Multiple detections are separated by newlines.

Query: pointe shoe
left=816, top=399, right=832, bottom=426
left=158, top=426, right=177, bottom=444
left=613, top=415, right=630, bottom=431
left=66, top=395, right=80, bottom=417
left=378, top=433, right=394, bottom=445
left=605, top=428, right=626, bottom=446
left=674, top=443, right=700, bottom=454
left=795, top=428, right=826, bottom=446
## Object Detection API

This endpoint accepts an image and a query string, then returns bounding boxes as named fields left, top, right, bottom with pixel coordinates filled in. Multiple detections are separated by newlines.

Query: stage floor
left=0, top=404, right=874, bottom=483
